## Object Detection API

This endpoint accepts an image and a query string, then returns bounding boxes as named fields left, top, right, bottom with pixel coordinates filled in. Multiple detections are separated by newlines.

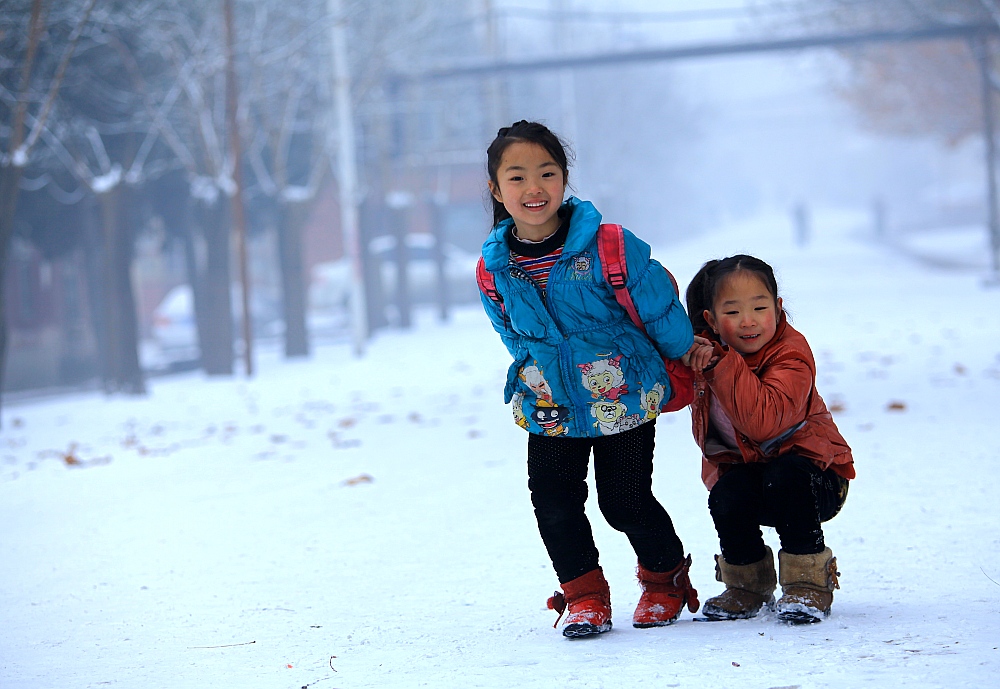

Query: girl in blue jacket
left=479, top=121, right=699, bottom=637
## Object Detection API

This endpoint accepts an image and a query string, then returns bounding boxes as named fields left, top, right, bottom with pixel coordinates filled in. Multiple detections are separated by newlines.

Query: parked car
left=369, top=232, right=479, bottom=303
left=146, top=283, right=281, bottom=369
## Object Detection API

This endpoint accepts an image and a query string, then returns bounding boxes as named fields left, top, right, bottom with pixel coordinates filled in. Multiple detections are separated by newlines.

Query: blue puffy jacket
left=480, top=197, right=694, bottom=438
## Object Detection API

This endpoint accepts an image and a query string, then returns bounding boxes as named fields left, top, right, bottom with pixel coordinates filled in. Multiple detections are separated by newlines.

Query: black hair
left=486, top=120, right=571, bottom=228
left=685, top=255, right=782, bottom=333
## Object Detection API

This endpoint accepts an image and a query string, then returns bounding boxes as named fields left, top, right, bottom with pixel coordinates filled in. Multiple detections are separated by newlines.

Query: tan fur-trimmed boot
left=702, top=546, right=777, bottom=620
left=775, top=547, right=840, bottom=624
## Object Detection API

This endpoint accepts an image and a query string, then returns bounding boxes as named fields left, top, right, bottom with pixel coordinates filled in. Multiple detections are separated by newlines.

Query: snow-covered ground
left=2, top=210, right=999, bottom=689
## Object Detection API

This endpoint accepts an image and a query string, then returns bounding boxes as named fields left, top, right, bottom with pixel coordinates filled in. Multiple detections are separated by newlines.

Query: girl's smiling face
left=488, top=141, right=566, bottom=241
left=703, top=270, right=782, bottom=356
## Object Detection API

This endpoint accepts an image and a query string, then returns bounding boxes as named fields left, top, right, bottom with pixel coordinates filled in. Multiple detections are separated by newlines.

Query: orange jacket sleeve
left=701, top=344, right=814, bottom=444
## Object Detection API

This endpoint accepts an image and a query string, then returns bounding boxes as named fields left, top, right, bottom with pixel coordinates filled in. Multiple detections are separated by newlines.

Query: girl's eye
left=724, top=310, right=739, bottom=316
left=509, top=175, right=524, bottom=182
left=542, top=171, right=556, bottom=178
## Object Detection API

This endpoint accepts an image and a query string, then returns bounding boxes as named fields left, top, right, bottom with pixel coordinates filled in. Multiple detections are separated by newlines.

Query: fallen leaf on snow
left=342, top=474, right=374, bottom=486
left=886, top=401, right=906, bottom=411
left=57, top=443, right=112, bottom=468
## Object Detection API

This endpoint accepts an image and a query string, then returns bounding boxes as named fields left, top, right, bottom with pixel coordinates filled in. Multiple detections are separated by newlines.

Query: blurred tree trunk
left=96, top=185, right=145, bottom=394
left=82, top=199, right=110, bottom=385
left=277, top=200, right=309, bottom=358
left=197, top=199, right=233, bottom=375
left=0, top=0, right=46, bottom=417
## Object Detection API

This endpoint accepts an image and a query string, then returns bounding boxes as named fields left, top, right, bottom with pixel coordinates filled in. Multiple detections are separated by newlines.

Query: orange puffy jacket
left=691, top=315, right=855, bottom=490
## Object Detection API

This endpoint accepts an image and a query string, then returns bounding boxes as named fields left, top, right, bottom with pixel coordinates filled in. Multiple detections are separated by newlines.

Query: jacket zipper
left=509, top=258, right=592, bottom=436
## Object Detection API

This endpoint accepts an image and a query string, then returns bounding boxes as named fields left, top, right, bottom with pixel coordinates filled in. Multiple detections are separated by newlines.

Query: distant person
left=477, top=120, right=698, bottom=638
left=682, top=255, right=854, bottom=624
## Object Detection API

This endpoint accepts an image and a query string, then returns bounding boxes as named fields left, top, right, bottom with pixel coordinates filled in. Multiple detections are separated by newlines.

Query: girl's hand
left=682, top=338, right=717, bottom=372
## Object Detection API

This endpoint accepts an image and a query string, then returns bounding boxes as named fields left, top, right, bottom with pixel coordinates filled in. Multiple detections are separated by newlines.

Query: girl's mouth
left=740, top=334, right=759, bottom=341
left=523, top=200, right=547, bottom=209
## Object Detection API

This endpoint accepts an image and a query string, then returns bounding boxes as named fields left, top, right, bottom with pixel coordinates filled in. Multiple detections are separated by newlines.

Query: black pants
left=708, top=454, right=849, bottom=566
left=527, top=420, right=685, bottom=584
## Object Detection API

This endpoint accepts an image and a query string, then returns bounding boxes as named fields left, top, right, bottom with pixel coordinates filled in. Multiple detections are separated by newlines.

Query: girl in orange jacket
left=682, top=255, right=854, bottom=624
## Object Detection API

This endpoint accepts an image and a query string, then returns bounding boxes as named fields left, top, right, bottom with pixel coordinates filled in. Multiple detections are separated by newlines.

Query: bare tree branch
left=21, top=0, right=99, bottom=157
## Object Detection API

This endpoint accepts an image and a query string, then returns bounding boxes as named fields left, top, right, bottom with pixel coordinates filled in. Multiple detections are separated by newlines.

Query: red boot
left=546, top=568, right=613, bottom=638
left=632, top=555, right=700, bottom=628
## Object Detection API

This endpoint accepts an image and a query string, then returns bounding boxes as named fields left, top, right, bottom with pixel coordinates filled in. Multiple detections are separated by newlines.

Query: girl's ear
left=488, top=180, right=503, bottom=203
left=703, top=309, right=717, bottom=333
left=776, top=296, right=783, bottom=312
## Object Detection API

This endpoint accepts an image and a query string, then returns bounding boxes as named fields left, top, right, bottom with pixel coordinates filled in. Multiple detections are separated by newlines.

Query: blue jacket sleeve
left=480, top=289, right=521, bottom=358
left=620, top=229, right=694, bottom=360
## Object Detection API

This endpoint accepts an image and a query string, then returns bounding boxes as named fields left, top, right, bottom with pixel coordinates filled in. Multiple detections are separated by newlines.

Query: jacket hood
left=481, top=196, right=602, bottom=271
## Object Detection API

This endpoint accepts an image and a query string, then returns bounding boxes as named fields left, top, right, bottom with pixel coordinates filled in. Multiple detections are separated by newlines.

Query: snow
left=89, top=165, right=122, bottom=194
left=2, top=209, right=1000, bottom=688
left=282, top=186, right=315, bottom=203
left=190, top=175, right=220, bottom=203
left=12, top=145, right=28, bottom=168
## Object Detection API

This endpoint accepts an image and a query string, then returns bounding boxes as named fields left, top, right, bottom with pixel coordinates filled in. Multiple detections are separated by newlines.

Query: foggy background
left=0, top=0, right=993, bottom=411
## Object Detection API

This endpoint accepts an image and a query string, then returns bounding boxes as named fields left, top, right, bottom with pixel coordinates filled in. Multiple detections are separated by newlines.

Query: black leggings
left=708, top=454, right=849, bottom=566
left=527, top=421, right=685, bottom=583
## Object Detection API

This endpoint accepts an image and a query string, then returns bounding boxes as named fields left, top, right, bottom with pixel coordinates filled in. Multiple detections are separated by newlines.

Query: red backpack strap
left=597, top=223, right=694, bottom=412
left=476, top=256, right=505, bottom=315
left=597, top=223, right=646, bottom=334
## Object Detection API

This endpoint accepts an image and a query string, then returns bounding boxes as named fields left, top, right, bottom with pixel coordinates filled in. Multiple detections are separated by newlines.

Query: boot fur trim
left=778, top=548, right=840, bottom=592
left=716, top=547, right=777, bottom=597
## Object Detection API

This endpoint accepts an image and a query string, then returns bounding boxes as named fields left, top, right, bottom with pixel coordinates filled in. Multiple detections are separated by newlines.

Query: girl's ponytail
left=486, top=120, right=571, bottom=230
left=686, top=259, right=720, bottom=333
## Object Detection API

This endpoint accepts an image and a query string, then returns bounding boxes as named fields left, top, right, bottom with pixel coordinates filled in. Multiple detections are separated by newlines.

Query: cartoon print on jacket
left=570, top=252, right=593, bottom=280
left=520, top=364, right=553, bottom=403
left=512, top=393, right=530, bottom=430
left=579, top=354, right=629, bottom=401
left=639, top=383, right=666, bottom=420
left=531, top=399, right=570, bottom=436
left=591, top=399, right=642, bottom=436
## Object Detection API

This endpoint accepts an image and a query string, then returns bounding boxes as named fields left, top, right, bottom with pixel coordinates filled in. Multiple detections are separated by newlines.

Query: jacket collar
left=480, top=196, right=602, bottom=271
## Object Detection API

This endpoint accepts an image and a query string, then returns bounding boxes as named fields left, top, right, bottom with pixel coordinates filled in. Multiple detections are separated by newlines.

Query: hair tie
left=497, top=120, right=532, bottom=138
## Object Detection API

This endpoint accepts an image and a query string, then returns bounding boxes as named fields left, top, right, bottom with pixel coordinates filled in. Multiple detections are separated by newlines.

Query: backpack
left=476, top=223, right=695, bottom=413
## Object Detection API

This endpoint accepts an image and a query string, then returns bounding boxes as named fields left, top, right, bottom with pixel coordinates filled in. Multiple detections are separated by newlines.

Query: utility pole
left=329, top=0, right=367, bottom=354
left=224, top=0, right=254, bottom=375
left=975, top=34, right=1000, bottom=283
